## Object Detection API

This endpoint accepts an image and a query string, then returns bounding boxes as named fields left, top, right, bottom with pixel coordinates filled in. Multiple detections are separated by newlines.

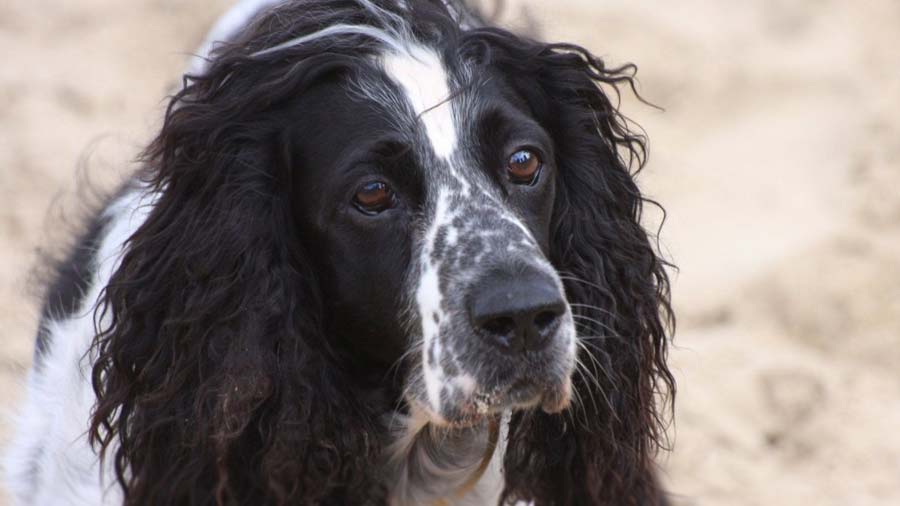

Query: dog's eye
left=353, top=181, right=395, bottom=214
left=507, top=149, right=542, bottom=184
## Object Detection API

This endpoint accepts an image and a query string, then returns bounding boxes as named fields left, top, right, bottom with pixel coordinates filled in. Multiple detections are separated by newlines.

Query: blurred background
left=1, top=0, right=898, bottom=504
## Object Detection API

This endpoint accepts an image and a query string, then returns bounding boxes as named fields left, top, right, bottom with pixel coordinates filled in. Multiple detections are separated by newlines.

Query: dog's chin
left=414, top=377, right=573, bottom=429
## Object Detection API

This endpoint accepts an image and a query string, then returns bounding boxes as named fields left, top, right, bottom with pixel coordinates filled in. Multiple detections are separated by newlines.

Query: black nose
left=469, top=270, right=567, bottom=353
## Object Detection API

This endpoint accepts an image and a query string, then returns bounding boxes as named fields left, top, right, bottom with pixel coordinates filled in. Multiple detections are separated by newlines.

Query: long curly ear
left=88, top=51, right=383, bottom=506
left=465, top=32, right=675, bottom=505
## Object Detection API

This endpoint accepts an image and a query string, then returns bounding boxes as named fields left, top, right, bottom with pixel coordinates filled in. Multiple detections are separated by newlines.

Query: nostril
left=534, top=310, right=559, bottom=331
left=482, top=316, right=516, bottom=338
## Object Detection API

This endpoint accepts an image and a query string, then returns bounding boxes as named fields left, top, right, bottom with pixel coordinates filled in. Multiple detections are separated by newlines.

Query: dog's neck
left=383, top=407, right=507, bottom=506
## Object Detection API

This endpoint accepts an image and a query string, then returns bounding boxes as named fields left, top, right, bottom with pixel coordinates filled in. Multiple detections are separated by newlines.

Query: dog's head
left=283, top=37, right=577, bottom=426
left=91, top=1, right=673, bottom=504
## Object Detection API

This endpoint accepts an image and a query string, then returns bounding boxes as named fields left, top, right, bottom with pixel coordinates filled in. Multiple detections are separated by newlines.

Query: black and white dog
left=4, top=1, right=674, bottom=504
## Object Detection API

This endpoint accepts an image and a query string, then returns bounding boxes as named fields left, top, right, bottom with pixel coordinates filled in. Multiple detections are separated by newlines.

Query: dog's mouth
left=471, top=377, right=572, bottom=415
left=417, top=375, right=573, bottom=429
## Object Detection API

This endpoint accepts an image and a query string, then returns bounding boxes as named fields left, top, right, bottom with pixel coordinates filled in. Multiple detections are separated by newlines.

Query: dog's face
left=287, top=44, right=576, bottom=425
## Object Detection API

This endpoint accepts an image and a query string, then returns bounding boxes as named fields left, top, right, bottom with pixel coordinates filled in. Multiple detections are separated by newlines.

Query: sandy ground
left=1, top=1, right=899, bottom=504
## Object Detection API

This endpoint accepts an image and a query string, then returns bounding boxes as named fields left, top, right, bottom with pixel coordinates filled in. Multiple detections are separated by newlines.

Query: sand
left=1, top=1, right=898, bottom=504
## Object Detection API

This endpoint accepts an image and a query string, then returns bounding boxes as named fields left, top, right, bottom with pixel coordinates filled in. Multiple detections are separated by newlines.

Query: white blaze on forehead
left=382, top=45, right=458, bottom=161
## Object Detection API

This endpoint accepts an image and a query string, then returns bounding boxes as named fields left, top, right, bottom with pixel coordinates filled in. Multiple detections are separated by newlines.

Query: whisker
left=568, top=302, right=618, bottom=319
left=572, top=314, right=618, bottom=336
left=557, top=274, right=609, bottom=294
left=571, top=352, right=618, bottom=430
left=575, top=339, right=617, bottom=386
left=571, top=360, right=600, bottom=428
left=385, top=341, right=423, bottom=383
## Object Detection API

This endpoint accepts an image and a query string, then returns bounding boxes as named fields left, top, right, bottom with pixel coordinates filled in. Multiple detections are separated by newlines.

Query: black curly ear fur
left=87, top=35, right=389, bottom=506
left=459, top=30, right=675, bottom=506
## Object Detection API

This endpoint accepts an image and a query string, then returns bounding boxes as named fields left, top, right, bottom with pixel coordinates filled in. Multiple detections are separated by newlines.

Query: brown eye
left=507, top=149, right=542, bottom=184
left=353, top=181, right=394, bottom=214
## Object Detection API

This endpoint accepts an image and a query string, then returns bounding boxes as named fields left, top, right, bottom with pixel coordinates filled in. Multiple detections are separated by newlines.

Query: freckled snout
left=469, top=270, right=567, bottom=353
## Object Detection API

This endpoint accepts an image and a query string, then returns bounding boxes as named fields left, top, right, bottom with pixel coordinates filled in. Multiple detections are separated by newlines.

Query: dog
left=3, top=1, right=675, bottom=504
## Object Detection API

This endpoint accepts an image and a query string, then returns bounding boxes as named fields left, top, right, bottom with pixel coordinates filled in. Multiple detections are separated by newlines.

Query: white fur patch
left=254, top=23, right=410, bottom=57
left=417, top=189, right=451, bottom=412
left=382, top=45, right=458, bottom=161
left=385, top=407, right=510, bottom=506
left=3, top=187, right=156, bottom=506
left=450, top=374, right=477, bottom=399
left=190, top=0, right=283, bottom=73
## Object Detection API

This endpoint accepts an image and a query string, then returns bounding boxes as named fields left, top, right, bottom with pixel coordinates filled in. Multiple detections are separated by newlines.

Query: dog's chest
left=383, top=413, right=509, bottom=506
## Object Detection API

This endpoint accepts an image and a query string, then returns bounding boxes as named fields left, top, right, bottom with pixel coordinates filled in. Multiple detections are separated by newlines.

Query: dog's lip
left=497, top=376, right=572, bottom=415
left=538, top=377, right=572, bottom=414
left=430, top=376, right=572, bottom=427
